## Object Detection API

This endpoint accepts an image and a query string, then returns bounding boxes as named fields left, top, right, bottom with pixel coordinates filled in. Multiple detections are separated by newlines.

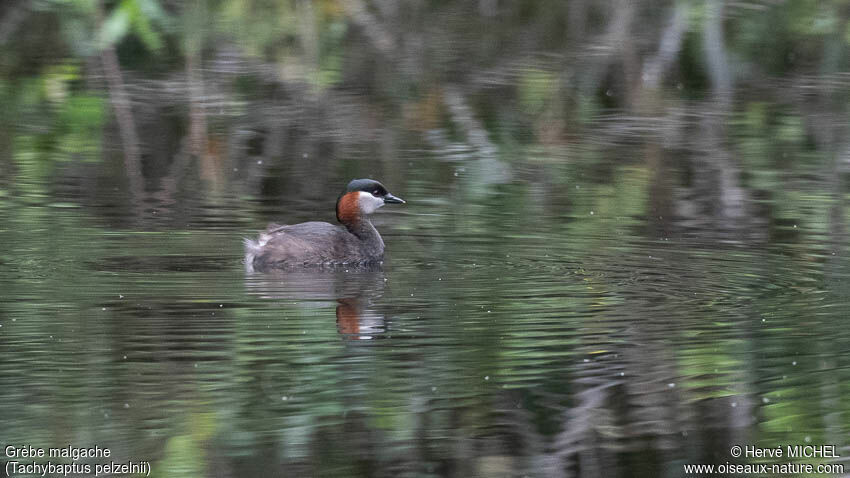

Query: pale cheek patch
left=358, top=191, right=385, bottom=214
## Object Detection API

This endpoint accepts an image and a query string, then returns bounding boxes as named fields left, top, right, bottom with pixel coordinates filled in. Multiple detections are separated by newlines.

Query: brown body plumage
left=244, top=179, right=404, bottom=271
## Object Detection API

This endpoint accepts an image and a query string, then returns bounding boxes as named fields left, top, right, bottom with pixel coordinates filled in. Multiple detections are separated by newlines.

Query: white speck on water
left=731, top=401, right=737, bottom=408
left=619, top=372, right=625, bottom=376
left=762, top=397, right=770, bottom=403
left=11, top=318, right=15, bottom=322
left=124, top=403, right=130, bottom=409
left=119, top=295, right=123, bottom=299
left=793, top=224, right=797, bottom=228
left=104, top=413, right=109, bottom=418
left=431, top=386, right=437, bottom=392
left=219, top=304, right=223, bottom=308
left=668, top=383, right=675, bottom=388
left=762, top=318, right=766, bottom=322
left=123, top=355, right=127, bottom=360
left=194, top=363, right=198, bottom=368
left=257, top=159, right=263, bottom=165
left=804, top=436, right=811, bottom=443
left=101, top=307, right=106, bottom=311
left=484, top=376, right=489, bottom=380
left=302, top=153, right=308, bottom=158
left=282, top=396, right=288, bottom=401
left=590, top=211, right=594, bottom=215
left=583, top=359, right=589, bottom=363
left=792, top=361, right=797, bottom=366
left=487, top=310, right=491, bottom=313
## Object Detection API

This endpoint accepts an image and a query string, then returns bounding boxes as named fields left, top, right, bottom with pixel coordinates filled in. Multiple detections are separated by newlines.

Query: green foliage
left=99, top=0, right=168, bottom=51
left=218, top=0, right=299, bottom=60
left=518, top=69, right=557, bottom=115
left=56, top=95, right=105, bottom=157
left=315, top=18, right=347, bottom=88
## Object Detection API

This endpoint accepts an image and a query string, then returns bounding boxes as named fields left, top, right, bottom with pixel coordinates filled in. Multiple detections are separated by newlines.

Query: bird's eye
left=371, top=190, right=381, bottom=197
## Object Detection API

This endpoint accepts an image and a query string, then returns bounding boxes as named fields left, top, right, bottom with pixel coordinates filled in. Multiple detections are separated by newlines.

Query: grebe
left=245, top=179, right=405, bottom=271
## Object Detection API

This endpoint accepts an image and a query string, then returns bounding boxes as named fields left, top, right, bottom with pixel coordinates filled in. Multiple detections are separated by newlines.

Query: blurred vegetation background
left=4, top=2, right=850, bottom=477
left=1, top=0, right=849, bottom=241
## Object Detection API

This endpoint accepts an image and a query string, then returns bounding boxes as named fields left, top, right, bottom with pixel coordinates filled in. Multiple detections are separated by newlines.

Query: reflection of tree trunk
left=297, top=0, right=319, bottom=76
left=641, top=2, right=689, bottom=91
left=634, top=3, right=687, bottom=238
left=828, top=149, right=847, bottom=252
left=185, top=0, right=208, bottom=161
left=824, top=149, right=846, bottom=450
left=576, top=0, right=635, bottom=96
left=684, top=112, right=752, bottom=236
left=154, top=52, right=207, bottom=208
left=646, top=143, right=674, bottom=238
left=187, top=49, right=207, bottom=159
left=818, top=8, right=849, bottom=259
left=95, top=0, right=142, bottom=199
left=340, top=0, right=395, bottom=58
left=686, top=0, right=753, bottom=237
left=549, top=378, right=618, bottom=477
left=442, top=86, right=497, bottom=158
left=101, top=46, right=143, bottom=190
left=703, top=0, right=732, bottom=110
left=0, top=0, right=28, bottom=45
left=442, top=85, right=510, bottom=184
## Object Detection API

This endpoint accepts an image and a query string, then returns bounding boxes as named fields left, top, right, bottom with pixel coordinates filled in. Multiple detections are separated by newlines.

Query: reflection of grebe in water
left=244, top=179, right=405, bottom=272
left=334, top=296, right=386, bottom=340
left=244, top=270, right=389, bottom=340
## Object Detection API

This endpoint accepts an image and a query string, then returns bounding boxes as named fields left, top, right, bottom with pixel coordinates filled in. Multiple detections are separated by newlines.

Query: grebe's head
left=336, top=178, right=405, bottom=224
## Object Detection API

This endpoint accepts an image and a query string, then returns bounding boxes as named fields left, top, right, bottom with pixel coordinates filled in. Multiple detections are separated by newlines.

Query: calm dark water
left=4, top=1, right=850, bottom=476
left=2, top=145, right=849, bottom=477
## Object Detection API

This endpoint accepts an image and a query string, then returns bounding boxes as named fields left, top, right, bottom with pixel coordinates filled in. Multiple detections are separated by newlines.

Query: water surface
left=3, top=2, right=850, bottom=476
